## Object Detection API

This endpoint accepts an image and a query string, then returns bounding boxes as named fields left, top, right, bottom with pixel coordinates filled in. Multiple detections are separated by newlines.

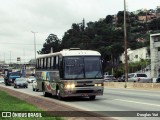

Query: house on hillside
left=120, top=47, right=150, bottom=63
left=138, top=14, right=156, bottom=23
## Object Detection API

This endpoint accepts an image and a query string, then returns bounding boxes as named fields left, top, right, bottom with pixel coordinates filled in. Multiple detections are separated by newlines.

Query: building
left=120, top=47, right=150, bottom=63
left=150, top=33, right=160, bottom=78
left=0, top=61, right=5, bottom=65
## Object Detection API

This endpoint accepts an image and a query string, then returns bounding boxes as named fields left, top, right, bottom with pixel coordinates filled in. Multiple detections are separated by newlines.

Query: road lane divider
left=114, top=99, right=160, bottom=107
left=104, top=82, right=160, bottom=90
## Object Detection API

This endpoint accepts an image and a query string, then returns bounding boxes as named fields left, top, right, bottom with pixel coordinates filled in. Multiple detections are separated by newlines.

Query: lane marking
left=105, top=87, right=160, bottom=93
left=114, top=99, right=160, bottom=107
left=106, top=91, right=160, bottom=97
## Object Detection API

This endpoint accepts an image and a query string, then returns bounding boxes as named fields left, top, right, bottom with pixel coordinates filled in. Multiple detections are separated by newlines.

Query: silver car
left=13, top=78, right=28, bottom=88
left=27, top=76, right=36, bottom=83
left=128, top=73, right=152, bottom=83
left=104, top=75, right=116, bottom=82
left=0, top=77, right=4, bottom=83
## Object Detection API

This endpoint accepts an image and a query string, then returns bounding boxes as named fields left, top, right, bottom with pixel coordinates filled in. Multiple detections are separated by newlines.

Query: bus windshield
left=64, top=56, right=103, bottom=79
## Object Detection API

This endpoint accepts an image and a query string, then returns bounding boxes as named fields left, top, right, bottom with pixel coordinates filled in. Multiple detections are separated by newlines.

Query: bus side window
left=47, top=57, right=50, bottom=69
left=39, top=59, right=41, bottom=69
left=56, top=56, right=59, bottom=69
left=54, top=57, right=56, bottom=69
left=43, top=58, right=45, bottom=69
left=41, top=59, right=43, bottom=69
left=36, top=59, right=38, bottom=69
left=50, top=57, right=52, bottom=69
left=59, top=58, right=63, bottom=78
left=45, top=58, right=48, bottom=69
left=51, top=57, right=54, bottom=69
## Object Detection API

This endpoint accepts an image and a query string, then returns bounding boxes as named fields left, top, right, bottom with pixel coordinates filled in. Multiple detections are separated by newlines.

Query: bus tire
left=42, top=84, right=51, bottom=97
left=89, top=95, right=96, bottom=100
left=43, top=91, right=48, bottom=97
left=33, top=87, right=35, bottom=91
left=42, top=83, right=46, bottom=97
left=43, top=90, right=51, bottom=97
left=35, top=88, right=38, bottom=92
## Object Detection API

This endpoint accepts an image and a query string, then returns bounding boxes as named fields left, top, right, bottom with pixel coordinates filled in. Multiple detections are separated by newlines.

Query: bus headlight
left=95, top=84, right=102, bottom=86
left=65, top=84, right=75, bottom=89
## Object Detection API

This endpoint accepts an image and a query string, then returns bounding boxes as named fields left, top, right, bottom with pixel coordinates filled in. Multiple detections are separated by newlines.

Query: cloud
left=0, top=0, right=159, bottom=63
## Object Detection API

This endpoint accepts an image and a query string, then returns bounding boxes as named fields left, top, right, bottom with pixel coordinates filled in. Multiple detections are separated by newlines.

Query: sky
left=0, top=0, right=159, bottom=63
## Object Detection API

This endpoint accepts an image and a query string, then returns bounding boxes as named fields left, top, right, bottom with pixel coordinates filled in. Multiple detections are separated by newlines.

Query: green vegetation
left=0, top=90, right=62, bottom=120
left=112, top=59, right=151, bottom=77
left=37, top=9, right=160, bottom=77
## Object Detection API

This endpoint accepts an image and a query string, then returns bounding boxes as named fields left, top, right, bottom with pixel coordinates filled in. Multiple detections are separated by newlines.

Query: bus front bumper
left=61, top=87, right=104, bottom=97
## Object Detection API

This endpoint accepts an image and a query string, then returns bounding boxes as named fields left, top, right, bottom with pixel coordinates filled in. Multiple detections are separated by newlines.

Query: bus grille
left=75, top=85, right=94, bottom=87
left=76, top=90, right=94, bottom=93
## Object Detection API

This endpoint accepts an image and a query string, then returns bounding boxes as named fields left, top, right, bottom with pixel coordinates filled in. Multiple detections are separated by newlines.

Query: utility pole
left=124, top=0, right=128, bottom=83
left=4, top=53, right=5, bottom=64
left=10, top=51, right=11, bottom=65
left=31, top=31, right=38, bottom=66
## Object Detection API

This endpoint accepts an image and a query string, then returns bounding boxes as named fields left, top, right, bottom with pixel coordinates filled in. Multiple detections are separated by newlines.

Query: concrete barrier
left=104, top=82, right=160, bottom=90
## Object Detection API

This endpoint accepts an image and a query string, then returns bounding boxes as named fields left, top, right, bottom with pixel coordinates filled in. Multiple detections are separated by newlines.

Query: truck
left=4, top=71, right=21, bottom=86
left=128, top=73, right=152, bottom=83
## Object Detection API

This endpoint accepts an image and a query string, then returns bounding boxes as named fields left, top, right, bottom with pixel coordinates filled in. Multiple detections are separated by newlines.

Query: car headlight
left=64, top=84, right=75, bottom=89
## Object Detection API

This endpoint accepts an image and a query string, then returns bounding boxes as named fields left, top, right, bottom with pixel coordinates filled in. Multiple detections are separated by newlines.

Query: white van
left=128, top=73, right=152, bottom=83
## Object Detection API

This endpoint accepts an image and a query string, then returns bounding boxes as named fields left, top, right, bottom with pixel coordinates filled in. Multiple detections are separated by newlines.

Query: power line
left=0, top=42, right=42, bottom=45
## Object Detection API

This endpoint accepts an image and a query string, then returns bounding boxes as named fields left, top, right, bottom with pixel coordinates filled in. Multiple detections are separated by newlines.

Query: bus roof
left=37, top=49, right=101, bottom=59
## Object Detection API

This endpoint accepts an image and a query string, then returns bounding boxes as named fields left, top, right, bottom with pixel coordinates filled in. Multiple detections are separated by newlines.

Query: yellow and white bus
left=35, top=48, right=104, bottom=100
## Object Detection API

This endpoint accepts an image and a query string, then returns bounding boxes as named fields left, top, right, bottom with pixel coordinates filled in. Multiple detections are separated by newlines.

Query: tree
left=105, top=15, right=113, bottom=24
left=38, top=34, right=61, bottom=54
left=149, top=18, right=160, bottom=30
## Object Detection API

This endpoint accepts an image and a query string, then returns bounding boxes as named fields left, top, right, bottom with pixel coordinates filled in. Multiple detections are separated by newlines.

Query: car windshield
left=64, top=56, right=103, bottom=79
left=10, top=72, right=21, bottom=76
left=129, top=74, right=135, bottom=78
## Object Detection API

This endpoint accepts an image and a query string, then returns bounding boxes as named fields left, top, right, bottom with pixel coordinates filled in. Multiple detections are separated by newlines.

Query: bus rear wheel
left=42, top=84, right=50, bottom=97
left=43, top=91, right=51, bottom=97
left=89, top=95, right=96, bottom=100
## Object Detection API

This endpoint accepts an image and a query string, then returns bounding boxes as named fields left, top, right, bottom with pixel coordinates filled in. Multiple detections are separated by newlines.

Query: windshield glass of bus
left=64, top=56, right=102, bottom=79
left=84, top=57, right=102, bottom=78
left=64, top=57, right=84, bottom=79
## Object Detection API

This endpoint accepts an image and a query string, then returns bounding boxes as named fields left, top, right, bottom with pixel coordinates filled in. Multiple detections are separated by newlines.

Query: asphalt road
left=0, top=82, right=160, bottom=120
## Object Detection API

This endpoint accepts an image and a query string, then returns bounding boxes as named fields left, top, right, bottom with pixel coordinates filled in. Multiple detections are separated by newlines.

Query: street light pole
left=10, top=51, right=11, bottom=65
left=124, top=0, right=128, bottom=83
left=31, top=31, right=38, bottom=66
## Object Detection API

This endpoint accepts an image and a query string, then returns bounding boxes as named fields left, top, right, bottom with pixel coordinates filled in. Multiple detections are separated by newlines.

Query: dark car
left=156, top=77, right=160, bottom=83
left=118, top=74, right=133, bottom=82
left=116, top=75, right=125, bottom=82
left=4, top=72, right=21, bottom=86
left=13, top=78, right=28, bottom=88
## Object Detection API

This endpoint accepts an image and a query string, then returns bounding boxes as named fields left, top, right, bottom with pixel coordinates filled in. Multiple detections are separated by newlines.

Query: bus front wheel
left=43, top=90, right=51, bottom=97
left=56, top=89, right=62, bottom=100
